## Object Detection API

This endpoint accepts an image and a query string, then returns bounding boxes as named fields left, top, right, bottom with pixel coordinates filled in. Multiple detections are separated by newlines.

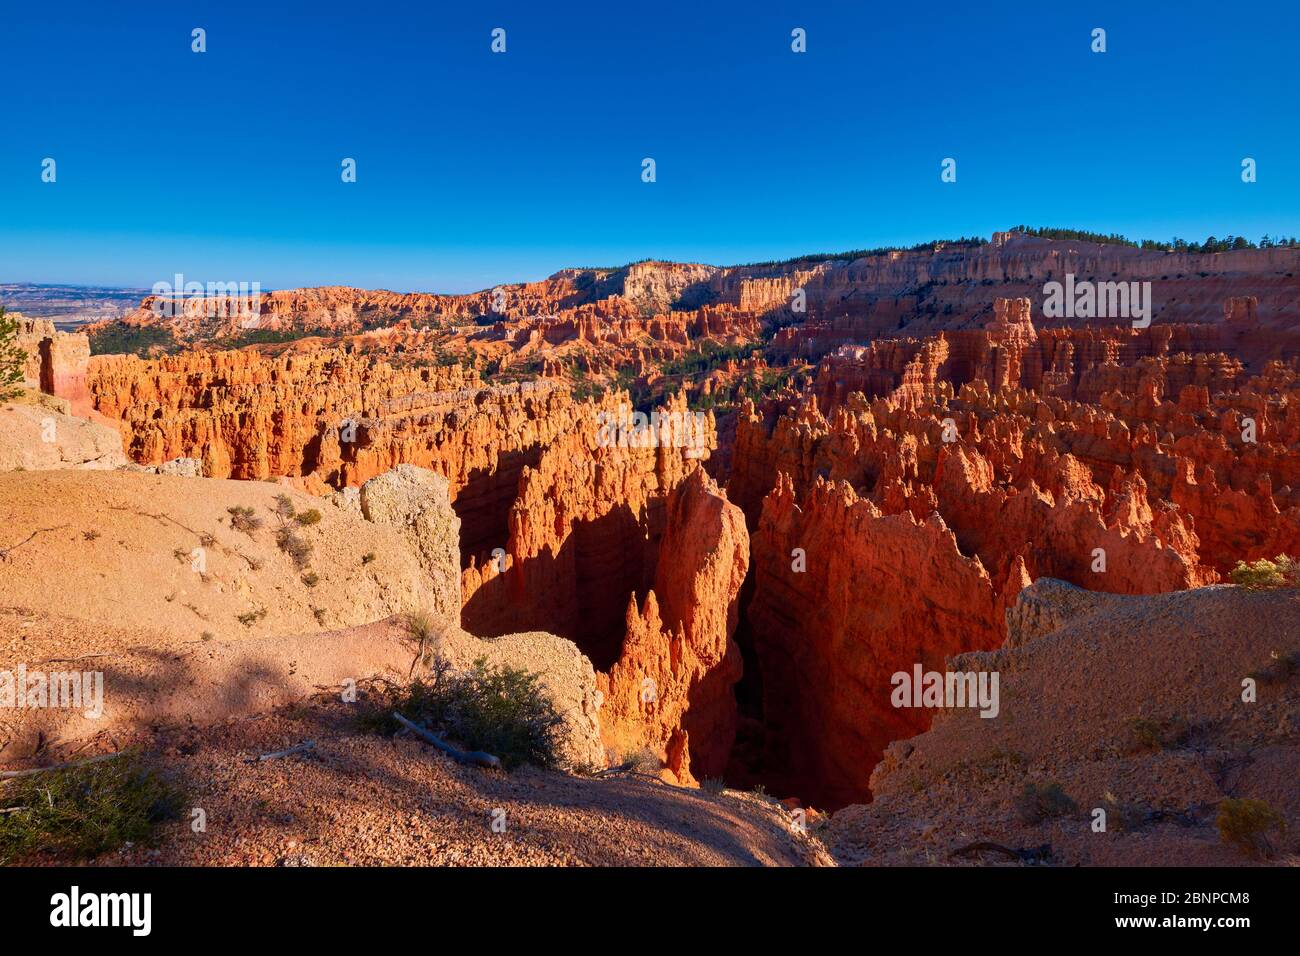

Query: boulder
left=360, top=464, right=462, bottom=623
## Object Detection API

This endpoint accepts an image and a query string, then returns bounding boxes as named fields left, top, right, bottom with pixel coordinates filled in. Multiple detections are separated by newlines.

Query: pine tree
left=0, top=306, right=31, bottom=399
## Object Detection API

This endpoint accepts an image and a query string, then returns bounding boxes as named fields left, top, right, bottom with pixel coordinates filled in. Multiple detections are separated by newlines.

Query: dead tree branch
left=392, top=712, right=501, bottom=769
left=0, top=525, right=69, bottom=562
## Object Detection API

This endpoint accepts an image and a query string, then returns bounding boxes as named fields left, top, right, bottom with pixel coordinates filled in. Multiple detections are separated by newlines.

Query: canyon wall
left=746, top=474, right=1012, bottom=807
left=87, top=234, right=1300, bottom=362
left=453, top=393, right=747, bottom=781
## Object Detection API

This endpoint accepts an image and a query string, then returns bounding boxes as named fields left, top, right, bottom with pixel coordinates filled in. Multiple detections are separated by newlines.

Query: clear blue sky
left=2, top=0, right=1297, bottom=292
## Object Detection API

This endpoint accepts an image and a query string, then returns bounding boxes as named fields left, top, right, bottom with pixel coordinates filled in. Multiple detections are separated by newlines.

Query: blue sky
left=2, top=1, right=1297, bottom=292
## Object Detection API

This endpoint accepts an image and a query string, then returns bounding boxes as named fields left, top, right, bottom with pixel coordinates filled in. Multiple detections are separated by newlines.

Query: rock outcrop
left=0, top=399, right=127, bottom=471
left=0, top=468, right=606, bottom=772
left=1002, top=576, right=1119, bottom=648
left=12, top=315, right=94, bottom=415
left=358, top=465, right=462, bottom=624
left=0, top=470, right=444, bottom=641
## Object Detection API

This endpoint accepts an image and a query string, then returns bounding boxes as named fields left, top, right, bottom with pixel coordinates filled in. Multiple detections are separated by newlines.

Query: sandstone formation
left=745, top=474, right=1007, bottom=807
left=12, top=314, right=95, bottom=415
left=87, top=347, right=481, bottom=483
left=358, top=464, right=462, bottom=624
left=455, top=394, right=748, bottom=781
left=460, top=391, right=713, bottom=642
left=597, top=467, right=749, bottom=782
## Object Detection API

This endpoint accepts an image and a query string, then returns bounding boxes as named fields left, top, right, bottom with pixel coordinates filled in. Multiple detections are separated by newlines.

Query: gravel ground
left=44, top=697, right=832, bottom=867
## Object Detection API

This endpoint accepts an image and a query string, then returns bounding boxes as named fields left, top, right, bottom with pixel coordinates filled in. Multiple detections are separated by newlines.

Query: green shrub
left=0, top=752, right=184, bottom=864
left=275, top=527, right=312, bottom=569
left=272, top=494, right=296, bottom=521
left=1229, top=555, right=1300, bottom=589
left=237, top=607, right=267, bottom=626
left=615, top=746, right=662, bottom=775
left=227, top=505, right=262, bottom=533
left=1015, top=781, right=1079, bottom=824
left=365, top=656, right=564, bottom=770
left=1217, top=798, right=1286, bottom=858
left=402, top=610, right=444, bottom=665
left=295, top=509, right=322, bottom=527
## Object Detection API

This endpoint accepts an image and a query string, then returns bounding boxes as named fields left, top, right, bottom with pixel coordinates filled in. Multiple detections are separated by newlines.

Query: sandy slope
left=0, top=399, right=127, bottom=471
left=820, top=580, right=1300, bottom=866
left=0, top=470, right=440, bottom=643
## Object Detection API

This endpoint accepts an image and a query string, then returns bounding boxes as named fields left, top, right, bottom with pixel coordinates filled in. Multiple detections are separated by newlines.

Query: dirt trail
left=62, top=698, right=832, bottom=867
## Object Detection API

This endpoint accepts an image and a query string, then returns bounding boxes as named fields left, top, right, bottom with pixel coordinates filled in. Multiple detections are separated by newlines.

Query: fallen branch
left=234, top=550, right=261, bottom=570
left=392, top=712, right=501, bottom=770
left=0, top=525, right=69, bottom=562
left=586, top=763, right=697, bottom=792
left=0, top=751, right=124, bottom=780
left=245, top=740, right=316, bottom=763
left=616, top=769, right=695, bottom=792
left=108, top=507, right=204, bottom=539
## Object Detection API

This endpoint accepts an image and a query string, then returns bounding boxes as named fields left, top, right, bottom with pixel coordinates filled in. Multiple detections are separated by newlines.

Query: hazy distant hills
left=0, top=282, right=150, bottom=328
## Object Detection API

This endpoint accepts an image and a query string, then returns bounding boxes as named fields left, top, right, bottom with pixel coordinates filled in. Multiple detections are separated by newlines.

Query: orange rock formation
left=71, top=237, right=1300, bottom=808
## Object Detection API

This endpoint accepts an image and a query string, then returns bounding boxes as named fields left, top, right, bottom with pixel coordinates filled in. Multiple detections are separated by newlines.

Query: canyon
left=6, top=230, right=1300, bottom=842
